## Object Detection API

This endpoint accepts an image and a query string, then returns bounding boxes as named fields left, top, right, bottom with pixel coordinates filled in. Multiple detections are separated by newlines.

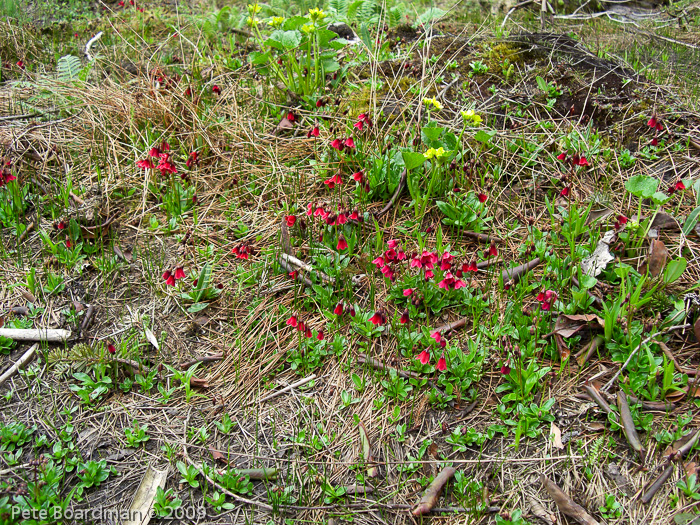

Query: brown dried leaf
left=550, top=422, right=564, bottom=449
left=528, top=495, right=556, bottom=525
left=648, top=239, right=668, bottom=277
left=650, top=212, right=681, bottom=232
left=412, top=467, right=457, bottom=516
left=189, top=376, right=209, bottom=388
left=358, top=422, right=378, bottom=478
left=588, top=422, right=607, bottom=432
left=555, top=314, right=604, bottom=338
left=209, top=447, right=228, bottom=464
left=554, top=334, right=570, bottom=361
left=540, top=474, right=600, bottom=525
left=274, top=117, right=295, bottom=135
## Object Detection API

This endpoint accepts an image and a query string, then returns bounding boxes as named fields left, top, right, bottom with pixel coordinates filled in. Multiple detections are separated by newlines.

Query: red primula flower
left=674, top=181, right=686, bottom=192
left=148, top=147, right=161, bottom=158
left=349, top=306, right=356, bottom=317
left=500, top=363, right=511, bottom=375
left=400, top=309, right=410, bottom=324
left=560, top=187, right=570, bottom=197
left=305, top=327, right=312, bottom=338
left=330, top=138, right=344, bottom=151
left=655, top=122, right=663, bottom=132
left=136, top=159, right=155, bottom=169
left=651, top=137, right=658, bottom=147
left=462, top=259, right=478, bottom=273
left=286, top=315, right=298, bottom=327
left=578, top=156, right=589, bottom=167
left=354, top=120, right=364, bottom=131
left=431, top=331, right=441, bottom=344
left=107, top=343, right=116, bottom=354
left=478, top=193, right=488, bottom=203
left=556, top=152, right=567, bottom=161
left=417, top=350, right=430, bottom=365
left=297, top=321, right=306, bottom=332
left=337, top=235, right=348, bottom=251
left=174, top=267, right=186, bottom=280
left=287, top=112, right=296, bottom=123
left=344, top=137, right=355, bottom=149
left=317, top=330, right=324, bottom=341
left=368, top=311, right=386, bottom=325
left=647, top=116, right=657, bottom=128
left=537, top=290, right=557, bottom=311
left=352, top=170, right=364, bottom=183
left=163, top=270, right=176, bottom=286
left=285, top=215, right=297, bottom=227
left=57, top=221, right=67, bottom=230
left=372, top=256, right=385, bottom=268
left=334, top=303, right=344, bottom=316
left=212, top=85, right=221, bottom=94
left=186, top=151, right=199, bottom=168
left=436, top=354, right=447, bottom=372
left=307, top=126, right=320, bottom=138
left=488, top=243, right=498, bottom=257
left=403, top=288, right=414, bottom=296
left=614, top=214, right=628, bottom=230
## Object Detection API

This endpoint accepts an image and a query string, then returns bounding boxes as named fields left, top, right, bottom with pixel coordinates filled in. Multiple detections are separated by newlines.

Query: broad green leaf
left=682, top=205, right=700, bottom=236
left=664, top=257, right=687, bottom=284
left=421, top=125, right=443, bottom=142
left=536, top=76, right=547, bottom=92
left=188, top=302, right=210, bottom=313
left=651, top=191, right=671, bottom=205
left=247, top=51, right=270, bottom=65
left=402, top=151, right=426, bottom=171
left=625, top=174, right=658, bottom=198
left=266, top=30, right=301, bottom=50
left=474, top=130, right=497, bottom=143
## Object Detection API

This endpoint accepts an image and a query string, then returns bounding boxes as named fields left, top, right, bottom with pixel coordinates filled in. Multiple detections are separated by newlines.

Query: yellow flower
left=424, top=147, right=446, bottom=160
left=246, top=16, right=259, bottom=27
left=308, top=8, right=326, bottom=23
left=301, top=23, right=316, bottom=34
left=268, top=16, right=285, bottom=27
left=247, top=3, right=262, bottom=15
left=461, top=109, right=483, bottom=125
left=422, top=97, right=443, bottom=111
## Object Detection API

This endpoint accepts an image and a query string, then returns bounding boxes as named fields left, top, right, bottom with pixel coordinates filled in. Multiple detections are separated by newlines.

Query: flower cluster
left=333, top=302, right=356, bottom=317
left=536, top=290, right=557, bottom=311
left=556, top=152, right=589, bottom=197
left=0, top=160, right=16, bottom=187
left=232, top=242, right=255, bottom=259
left=415, top=332, right=447, bottom=372
left=162, top=267, right=186, bottom=286
left=306, top=203, right=362, bottom=226
left=286, top=314, right=324, bottom=340
left=461, top=109, right=483, bottom=126
left=330, top=137, right=355, bottom=152
left=372, top=239, right=408, bottom=282
left=354, top=113, right=372, bottom=131
left=613, top=214, right=628, bottom=231
left=647, top=114, right=663, bottom=146
left=668, top=180, right=686, bottom=195
left=423, top=97, right=443, bottom=111
left=368, top=310, right=387, bottom=325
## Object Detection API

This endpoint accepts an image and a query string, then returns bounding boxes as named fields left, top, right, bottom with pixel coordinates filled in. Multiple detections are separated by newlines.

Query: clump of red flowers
left=232, top=242, right=255, bottom=260
left=613, top=214, right=628, bottom=231
left=162, top=266, right=186, bottom=286
left=353, top=113, right=372, bottom=131
left=556, top=151, right=590, bottom=199
left=368, top=310, right=387, bottom=325
left=647, top=114, right=664, bottom=146
left=0, top=160, right=16, bottom=187
left=212, top=85, right=222, bottom=95
left=668, top=180, right=686, bottom=195
left=536, top=290, right=558, bottom=311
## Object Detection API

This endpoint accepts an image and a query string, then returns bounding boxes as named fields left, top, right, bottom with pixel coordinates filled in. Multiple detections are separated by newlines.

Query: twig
left=69, top=191, right=85, bottom=206
left=502, top=257, right=541, bottom=286
left=602, top=321, right=691, bottom=392
left=575, top=335, right=604, bottom=366
left=464, top=231, right=499, bottom=243
left=0, top=344, right=38, bottom=386
left=413, top=467, right=457, bottom=516
left=0, top=328, right=71, bottom=343
left=278, top=258, right=313, bottom=287
left=252, top=374, right=317, bottom=404
left=79, top=305, right=96, bottom=335
left=640, top=464, right=673, bottom=504
left=432, top=318, right=467, bottom=335
left=84, top=31, right=103, bottom=61
left=179, top=353, right=224, bottom=370
left=617, top=390, right=644, bottom=462
left=582, top=384, right=618, bottom=422
left=17, top=221, right=35, bottom=244
left=477, top=257, right=503, bottom=269
left=279, top=253, right=333, bottom=283
left=374, top=170, right=407, bottom=219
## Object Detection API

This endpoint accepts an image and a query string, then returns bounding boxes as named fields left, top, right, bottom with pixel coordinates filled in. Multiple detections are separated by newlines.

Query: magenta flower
left=488, top=243, right=498, bottom=257
left=368, top=311, right=386, bottom=325
left=352, top=170, right=364, bottom=182
left=344, top=137, right=355, bottom=149
left=478, top=193, right=488, bottom=203
left=500, top=363, right=511, bottom=375
left=354, top=120, right=364, bottom=131
left=417, top=350, right=430, bottom=365
left=372, top=256, right=385, bottom=268
left=136, top=159, right=155, bottom=169
left=337, top=235, right=348, bottom=251
left=286, top=315, right=298, bottom=327
left=330, top=138, right=344, bottom=151
left=334, top=303, right=344, bottom=316
left=403, top=288, right=414, bottom=296
left=556, top=152, right=567, bottom=161
left=162, top=270, right=175, bottom=286
left=431, top=331, right=441, bottom=344
left=647, top=116, right=657, bottom=128
left=400, top=309, right=410, bottom=324
left=560, top=187, right=570, bottom=197
left=436, top=354, right=447, bottom=372
left=317, top=330, right=324, bottom=341
left=308, top=126, right=320, bottom=138
left=174, top=267, right=186, bottom=280
left=536, top=290, right=558, bottom=311
left=212, top=85, right=221, bottom=94
left=285, top=215, right=297, bottom=227
left=107, top=343, right=116, bottom=354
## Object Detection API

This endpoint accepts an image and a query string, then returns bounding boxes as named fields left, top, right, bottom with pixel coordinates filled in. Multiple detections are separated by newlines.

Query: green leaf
left=247, top=51, right=270, bottom=65
left=474, top=130, right=497, bottom=143
left=359, top=23, right=372, bottom=52
left=57, top=55, right=83, bottom=81
left=402, top=151, right=425, bottom=171
left=421, top=125, right=443, bottom=142
left=578, top=274, right=597, bottom=290
left=536, top=75, right=547, bottom=92
left=651, top=191, right=671, bottom=205
left=664, top=257, right=687, bottom=284
left=265, top=30, right=302, bottom=50
left=625, top=174, right=658, bottom=198
left=187, top=302, right=209, bottom=313
left=683, top=205, right=700, bottom=236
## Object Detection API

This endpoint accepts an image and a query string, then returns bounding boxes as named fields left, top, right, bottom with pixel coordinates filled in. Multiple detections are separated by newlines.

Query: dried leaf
left=555, top=314, right=604, bottom=338
left=210, top=447, right=228, bottom=464
left=647, top=239, right=668, bottom=277
left=588, top=422, right=607, bottom=432
left=550, top=422, right=564, bottom=449
left=274, top=117, right=295, bottom=135
left=124, top=464, right=168, bottom=525
left=144, top=325, right=159, bottom=350
left=581, top=230, right=615, bottom=277
left=650, top=212, right=681, bottom=232
left=540, top=474, right=600, bottom=525
left=528, top=495, right=556, bottom=525
left=189, top=376, right=209, bottom=388
left=617, top=390, right=644, bottom=462
left=412, top=467, right=457, bottom=516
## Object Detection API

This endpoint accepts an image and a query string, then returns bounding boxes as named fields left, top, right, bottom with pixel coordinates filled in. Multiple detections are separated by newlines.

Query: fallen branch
left=17, top=221, right=35, bottom=244
left=237, top=468, right=278, bottom=481
left=79, top=305, right=96, bottom=335
left=540, top=474, right=600, bottom=525
left=432, top=318, right=467, bottom=335
left=412, top=467, right=457, bottom=516
left=374, top=169, right=406, bottom=219
left=0, top=328, right=71, bottom=343
left=0, top=344, right=38, bottom=386
left=575, top=335, right=604, bottom=367
left=502, top=257, right=541, bottom=286
left=640, top=464, right=674, bottom=504
left=582, top=384, right=618, bottom=422
left=464, top=231, right=499, bottom=243
left=278, top=257, right=314, bottom=287
left=617, top=390, right=644, bottom=462
left=344, top=484, right=374, bottom=496
left=477, top=257, right=503, bottom=269
left=279, top=253, right=333, bottom=283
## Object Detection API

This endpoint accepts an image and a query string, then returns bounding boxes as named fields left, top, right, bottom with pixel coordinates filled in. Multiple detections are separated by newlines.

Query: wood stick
left=374, top=170, right=407, bottom=219
left=278, top=258, right=313, bottom=287
left=640, top=464, right=673, bottom=504
left=502, top=257, right=541, bottom=285
left=253, top=374, right=317, bottom=404
left=432, top=318, right=467, bottom=335
left=617, top=390, right=644, bottom=463
left=179, top=353, right=223, bottom=370
left=279, top=253, right=333, bottom=283
left=0, top=344, right=39, bottom=386
left=0, top=328, right=71, bottom=342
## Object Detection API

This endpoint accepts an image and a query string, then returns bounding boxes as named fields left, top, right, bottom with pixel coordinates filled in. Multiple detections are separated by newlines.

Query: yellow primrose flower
left=424, top=147, right=445, bottom=160
left=301, top=23, right=316, bottom=34
left=246, top=16, right=259, bottom=27
left=247, top=3, right=262, bottom=15
left=308, top=8, right=326, bottom=22
left=422, top=97, right=443, bottom=111
left=461, top=109, right=483, bottom=125
left=268, top=16, right=285, bottom=27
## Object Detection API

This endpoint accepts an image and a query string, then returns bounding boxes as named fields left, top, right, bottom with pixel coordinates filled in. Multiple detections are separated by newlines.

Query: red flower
left=656, top=122, right=663, bottom=132
left=285, top=215, right=297, bottom=227
left=317, top=330, right=324, bottom=341
left=354, top=120, right=364, bottom=131
left=344, top=137, right=355, bottom=149
left=106, top=343, right=116, bottom=355
left=334, top=303, right=344, bottom=316
left=348, top=306, right=356, bottom=317
left=286, top=315, right=298, bottom=328
left=57, top=221, right=67, bottom=230
left=578, top=156, right=589, bottom=166
left=337, top=235, right=348, bottom=251
left=647, top=116, right=657, bottom=128
left=212, top=85, right=221, bottom=94
left=556, top=152, right=567, bottom=161
left=148, top=147, right=161, bottom=158
left=368, top=311, right=385, bottom=325
left=163, top=270, right=175, bottom=286
left=500, top=363, right=511, bottom=375
left=186, top=151, right=199, bottom=168
left=372, top=256, right=385, bottom=268
left=16, top=60, right=24, bottom=69
left=617, top=215, right=628, bottom=225
left=403, top=288, right=414, bottom=296
left=436, top=354, right=447, bottom=372
left=674, top=181, right=686, bottom=192
left=136, top=159, right=155, bottom=169
left=478, top=193, right=488, bottom=203
left=651, top=137, right=658, bottom=147
left=174, top=267, right=186, bottom=280
left=400, top=309, right=410, bottom=324
left=488, top=243, right=498, bottom=257
left=307, top=126, right=320, bottom=138
left=417, top=350, right=430, bottom=365
left=431, top=331, right=441, bottom=344
left=287, top=112, right=296, bottom=123
left=66, top=239, right=72, bottom=248
left=305, top=327, right=312, bottom=338
left=352, top=170, right=364, bottom=183
left=537, top=290, right=557, bottom=311
left=462, top=259, right=478, bottom=273
left=330, top=138, right=344, bottom=151
left=560, top=187, right=570, bottom=197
